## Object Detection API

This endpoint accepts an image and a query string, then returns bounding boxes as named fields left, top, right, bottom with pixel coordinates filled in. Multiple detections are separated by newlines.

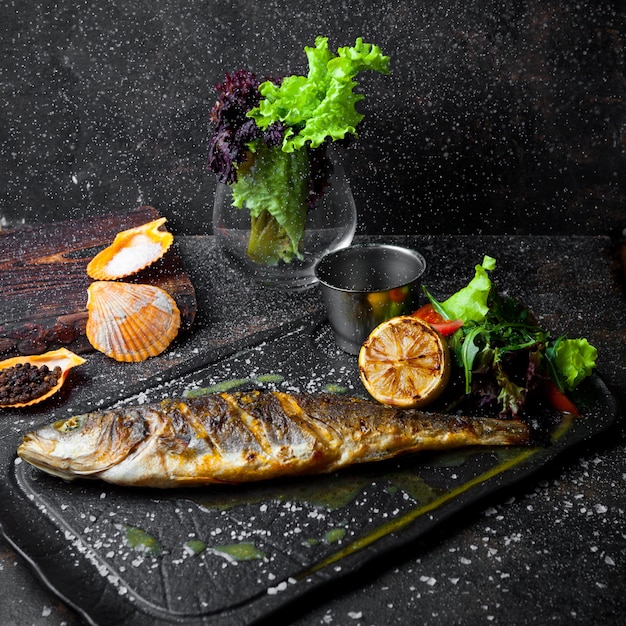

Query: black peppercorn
left=0, top=362, right=61, bottom=406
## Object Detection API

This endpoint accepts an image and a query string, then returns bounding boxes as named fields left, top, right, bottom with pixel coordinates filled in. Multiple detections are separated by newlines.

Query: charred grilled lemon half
left=359, top=315, right=451, bottom=408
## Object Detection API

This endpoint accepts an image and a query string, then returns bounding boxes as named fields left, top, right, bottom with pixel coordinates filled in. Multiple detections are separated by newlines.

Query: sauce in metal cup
left=315, top=244, right=427, bottom=354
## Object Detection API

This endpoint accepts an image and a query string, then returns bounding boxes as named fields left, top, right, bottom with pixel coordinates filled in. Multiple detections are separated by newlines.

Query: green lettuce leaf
left=440, top=255, right=497, bottom=323
left=248, top=36, right=390, bottom=152
left=231, top=144, right=309, bottom=264
left=551, top=337, right=598, bottom=391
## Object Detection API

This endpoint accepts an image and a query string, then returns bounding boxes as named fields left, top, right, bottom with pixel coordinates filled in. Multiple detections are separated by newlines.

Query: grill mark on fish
left=227, top=391, right=324, bottom=465
left=200, top=394, right=267, bottom=464
left=17, top=390, right=531, bottom=488
left=220, top=392, right=277, bottom=459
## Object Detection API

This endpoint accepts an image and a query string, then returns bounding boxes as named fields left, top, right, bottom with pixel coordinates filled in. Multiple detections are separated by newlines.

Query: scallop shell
left=0, top=348, right=86, bottom=408
left=86, top=218, right=174, bottom=280
left=86, top=281, right=181, bottom=362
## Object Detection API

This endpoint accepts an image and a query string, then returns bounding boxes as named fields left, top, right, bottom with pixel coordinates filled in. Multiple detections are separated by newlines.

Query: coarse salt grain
left=105, top=236, right=162, bottom=276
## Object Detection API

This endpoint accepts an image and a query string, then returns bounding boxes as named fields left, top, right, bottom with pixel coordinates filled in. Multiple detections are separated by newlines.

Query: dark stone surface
left=0, top=234, right=624, bottom=625
left=1, top=0, right=625, bottom=621
left=1, top=1, right=624, bottom=238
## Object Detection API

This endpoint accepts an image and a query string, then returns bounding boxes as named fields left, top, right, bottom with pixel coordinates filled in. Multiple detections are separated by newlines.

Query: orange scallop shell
left=85, top=281, right=181, bottom=362
left=86, top=218, right=174, bottom=280
left=0, top=348, right=86, bottom=408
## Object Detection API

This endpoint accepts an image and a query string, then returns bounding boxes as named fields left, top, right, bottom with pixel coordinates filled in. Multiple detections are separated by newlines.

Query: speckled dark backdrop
left=1, top=0, right=624, bottom=237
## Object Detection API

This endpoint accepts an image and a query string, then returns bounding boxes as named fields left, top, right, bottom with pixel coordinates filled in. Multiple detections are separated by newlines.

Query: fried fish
left=17, top=391, right=529, bottom=488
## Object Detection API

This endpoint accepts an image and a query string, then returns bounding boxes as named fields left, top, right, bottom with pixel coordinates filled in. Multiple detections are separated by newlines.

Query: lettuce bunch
left=208, top=37, right=390, bottom=265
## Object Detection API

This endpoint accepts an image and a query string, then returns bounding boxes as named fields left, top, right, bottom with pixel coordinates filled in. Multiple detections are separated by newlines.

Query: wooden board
left=0, top=206, right=196, bottom=356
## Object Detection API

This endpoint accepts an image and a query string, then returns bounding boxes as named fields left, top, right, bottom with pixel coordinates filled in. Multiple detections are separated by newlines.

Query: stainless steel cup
left=315, top=243, right=427, bottom=354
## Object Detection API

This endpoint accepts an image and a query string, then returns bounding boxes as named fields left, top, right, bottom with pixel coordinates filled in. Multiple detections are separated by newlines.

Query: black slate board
left=0, top=319, right=619, bottom=626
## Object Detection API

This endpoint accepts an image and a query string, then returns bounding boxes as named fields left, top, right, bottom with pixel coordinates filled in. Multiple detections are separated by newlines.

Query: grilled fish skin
left=17, top=391, right=530, bottom=488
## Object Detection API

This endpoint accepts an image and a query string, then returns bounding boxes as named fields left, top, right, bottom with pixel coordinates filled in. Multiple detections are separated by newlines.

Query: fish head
left=17, top=409, right=149, bottom=481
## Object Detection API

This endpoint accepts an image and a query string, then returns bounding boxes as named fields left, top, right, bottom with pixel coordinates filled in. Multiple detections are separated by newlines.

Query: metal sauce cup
left=315, top=243, right=427, bottom=354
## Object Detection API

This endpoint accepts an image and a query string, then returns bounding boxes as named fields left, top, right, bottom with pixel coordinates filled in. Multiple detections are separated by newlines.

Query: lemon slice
left=358, top=315, right=451, bottom=408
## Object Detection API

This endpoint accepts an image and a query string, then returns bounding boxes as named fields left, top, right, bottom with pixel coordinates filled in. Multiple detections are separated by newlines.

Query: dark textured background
left=1, top=1, right=624, bottom=238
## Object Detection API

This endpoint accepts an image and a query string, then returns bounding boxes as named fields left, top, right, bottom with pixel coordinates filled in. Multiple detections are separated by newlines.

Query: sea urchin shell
left=86, top=281, right=181, bottom=362
left=86, top=218, right=174, bottom=280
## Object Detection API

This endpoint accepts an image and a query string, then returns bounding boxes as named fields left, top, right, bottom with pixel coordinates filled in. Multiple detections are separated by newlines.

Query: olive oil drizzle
left=296, top=445, right=540, bottom=580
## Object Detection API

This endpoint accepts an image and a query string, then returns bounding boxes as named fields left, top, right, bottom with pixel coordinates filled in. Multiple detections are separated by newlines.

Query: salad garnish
left=416, top=255, right=597, bottom=420
left=208, top=37, right=390, bottom=265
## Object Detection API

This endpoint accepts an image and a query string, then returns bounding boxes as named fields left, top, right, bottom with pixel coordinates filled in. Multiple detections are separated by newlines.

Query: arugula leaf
left=457, top=325, right=484, bottom=393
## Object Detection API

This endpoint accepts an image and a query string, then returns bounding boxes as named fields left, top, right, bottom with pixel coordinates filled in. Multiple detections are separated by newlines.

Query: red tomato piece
left=431, top=319, right=464, bottom=337
left=413, top=304, right=463, bottom=337
left=413, top=303, right=441, bottom=323
left=545, top=381, right=581, bottom=416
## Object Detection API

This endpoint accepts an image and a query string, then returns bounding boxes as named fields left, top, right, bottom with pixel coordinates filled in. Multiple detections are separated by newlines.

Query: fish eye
left=54, top=416, right=83, bottom=432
